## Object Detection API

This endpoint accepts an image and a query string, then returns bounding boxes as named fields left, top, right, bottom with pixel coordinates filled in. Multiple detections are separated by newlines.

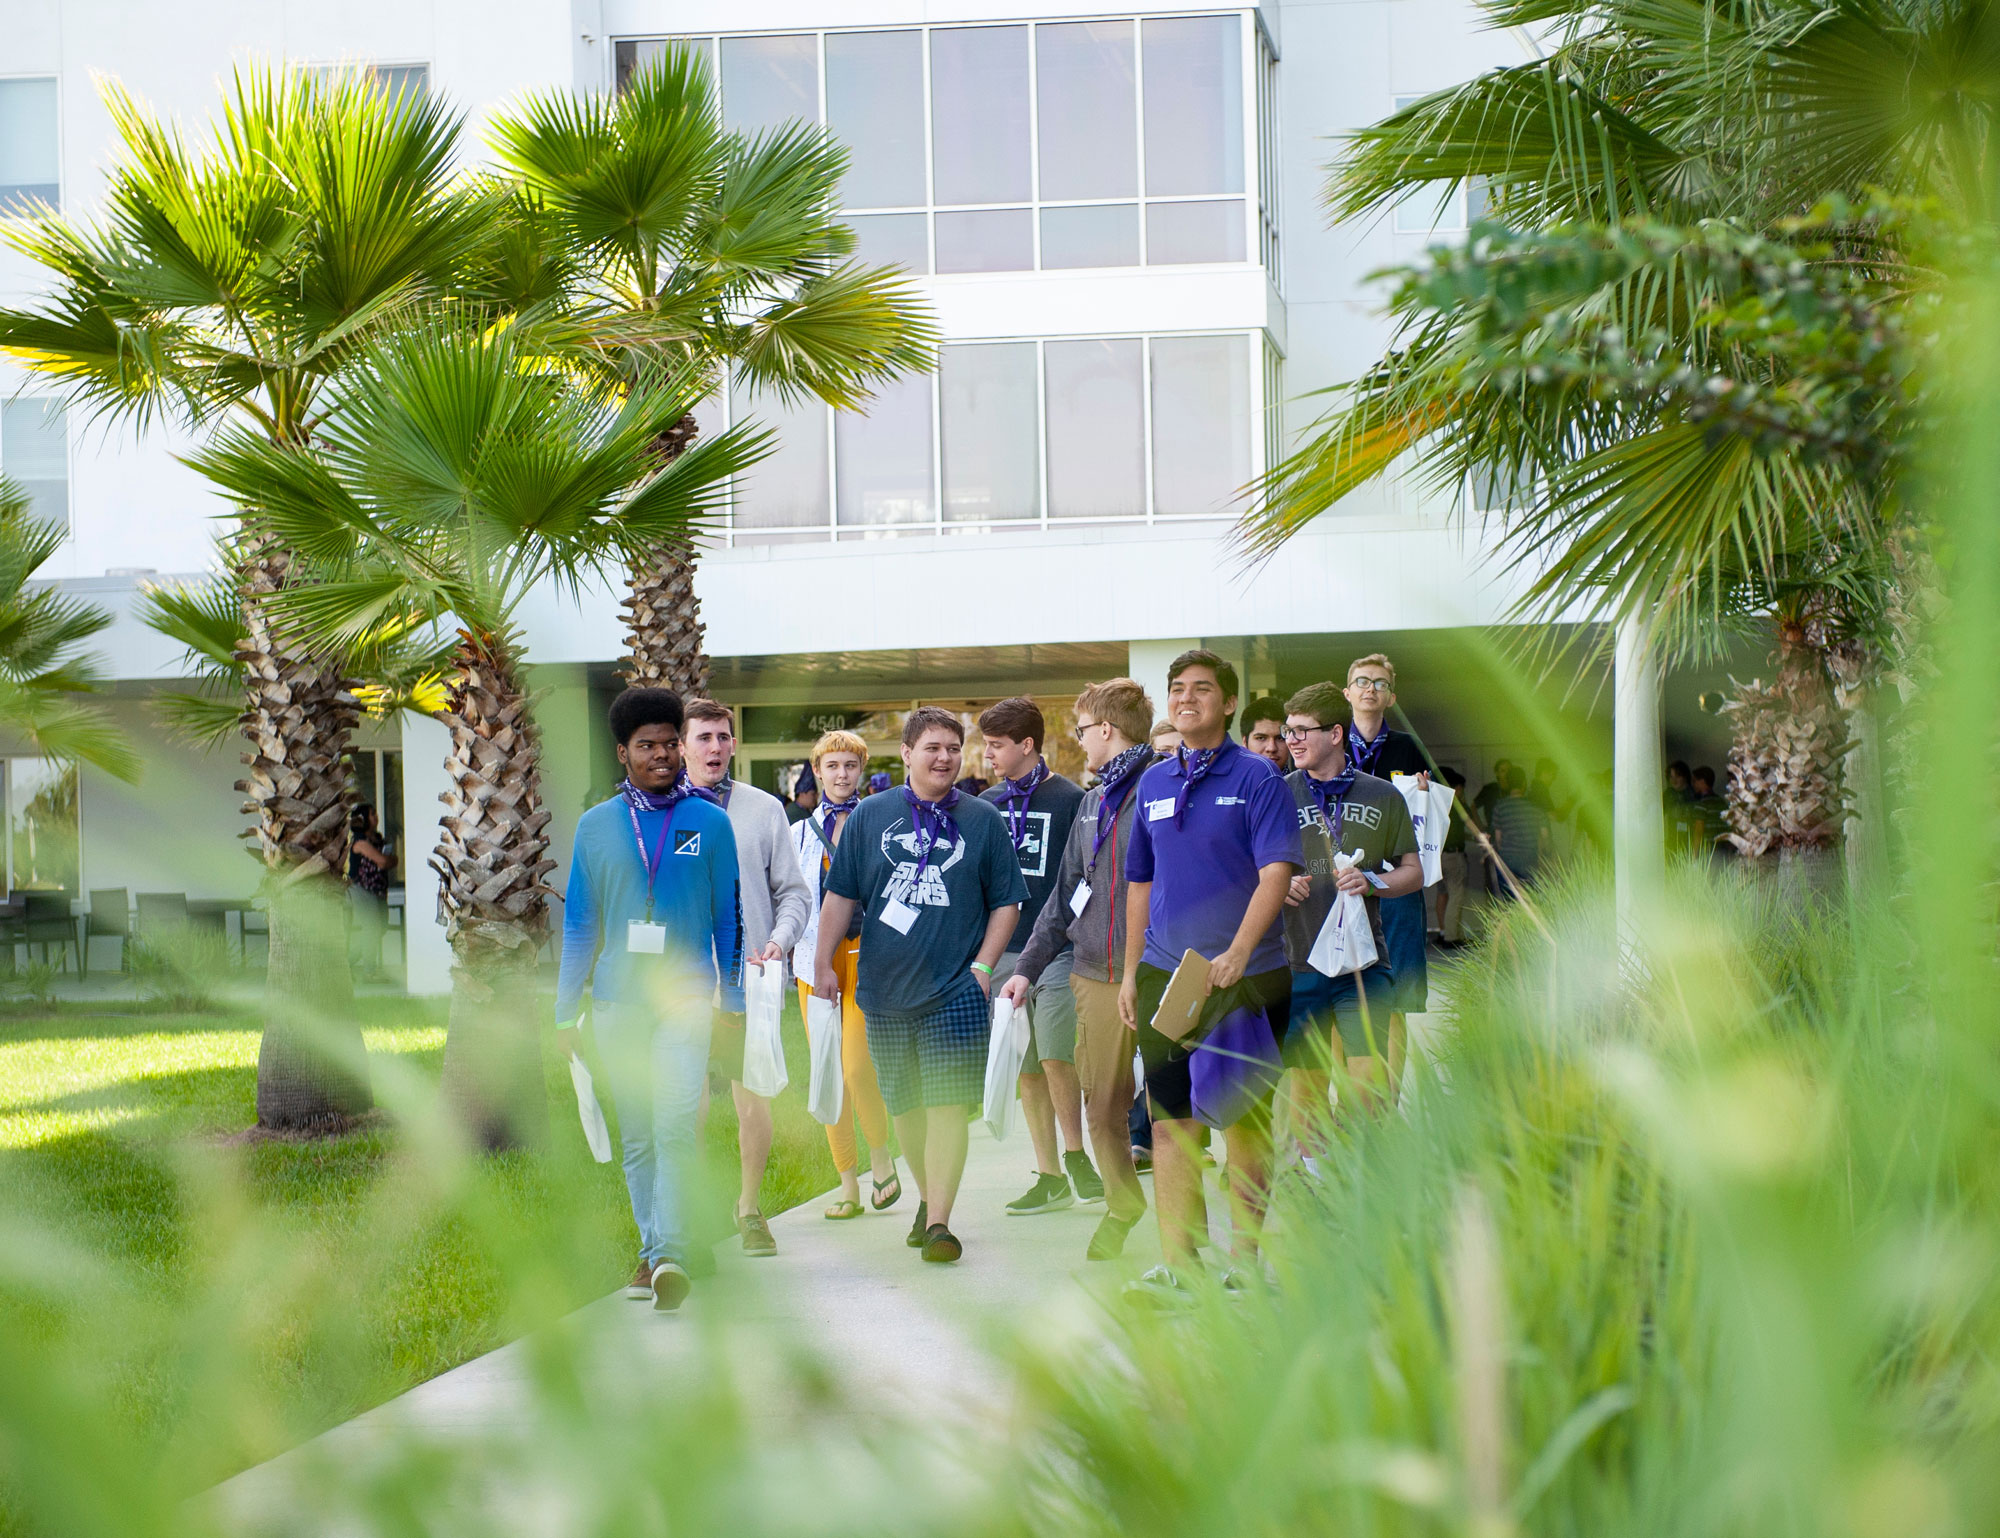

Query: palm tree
left=1238, top=0, right=1987, bottom=863
left=0, top=478, right=138, bottom=783
left=0, top=67, right=490, bottom=1126
left=488, top=45, right=937, bottom=694
left=191, top=322, right=767, bottom=1148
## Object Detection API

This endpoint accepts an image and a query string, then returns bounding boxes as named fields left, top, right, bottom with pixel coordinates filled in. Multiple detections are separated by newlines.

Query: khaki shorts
left=1070, top=972, right=1134, bottom=1111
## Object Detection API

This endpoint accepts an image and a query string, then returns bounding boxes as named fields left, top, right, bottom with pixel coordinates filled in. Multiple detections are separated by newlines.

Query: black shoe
left=1006, top=1172, right=1075, bottom=1215
left=1064, top=1149, right=1105, bottom=1204
left=906, top=1200, right=929, bottom=1247
left=1087, top=1209, right=1144, bottom=1262
left=920, top=1223, right=963, bottom=1263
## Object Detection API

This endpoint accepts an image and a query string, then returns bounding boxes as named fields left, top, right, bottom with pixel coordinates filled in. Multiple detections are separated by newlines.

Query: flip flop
left=871, top=1169, right=902, bottom=1210
left=824, top=1198, right=864, bottom=1220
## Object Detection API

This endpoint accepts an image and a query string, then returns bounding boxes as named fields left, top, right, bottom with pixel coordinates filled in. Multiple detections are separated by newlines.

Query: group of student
left=553, top=648, right=1445, bottom=1312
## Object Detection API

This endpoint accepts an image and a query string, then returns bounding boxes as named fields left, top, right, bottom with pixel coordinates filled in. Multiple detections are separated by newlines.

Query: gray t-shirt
left=825, top=789, right=1029, bottom=1015
left=1280, top=768, right=1417, bottom=969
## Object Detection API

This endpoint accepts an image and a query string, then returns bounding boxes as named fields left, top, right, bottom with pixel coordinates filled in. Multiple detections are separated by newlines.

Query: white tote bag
left=741, top=961, right=790, bottom=1098
left=804, top=992, right=846, bottom=1126
left=567, top=1055, right=614, bottom=1164
left=1308, top=852, right=1380, bottom=976
left=1392, top=772, right=1456, bottom=887
left=981, top=994, right=1031, bottom=1140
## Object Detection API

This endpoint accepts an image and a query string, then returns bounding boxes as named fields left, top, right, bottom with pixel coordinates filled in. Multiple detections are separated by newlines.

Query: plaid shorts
left=865, top=974, right=991, bottom=1116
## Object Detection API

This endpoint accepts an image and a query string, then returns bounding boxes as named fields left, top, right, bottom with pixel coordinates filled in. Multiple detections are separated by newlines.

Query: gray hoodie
left=1013, top=777, right=1142, bottom=986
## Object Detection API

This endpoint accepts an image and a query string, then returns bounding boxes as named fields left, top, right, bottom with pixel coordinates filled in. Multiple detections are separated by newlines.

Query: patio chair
left=84, top=887, right=131, bottom=977
left=22, top=890, right=80, bottom=974
left=134, top=892, right=190, bottom=943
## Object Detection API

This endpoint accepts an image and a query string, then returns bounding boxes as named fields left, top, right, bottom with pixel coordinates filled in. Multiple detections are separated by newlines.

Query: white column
left=1613, top=611, right=1664, bottom=945
left=400, top=711, right=454, bottom=997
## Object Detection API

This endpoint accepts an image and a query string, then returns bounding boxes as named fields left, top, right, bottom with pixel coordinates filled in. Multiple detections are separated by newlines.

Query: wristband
left=970, top=962, right=994, bottom=976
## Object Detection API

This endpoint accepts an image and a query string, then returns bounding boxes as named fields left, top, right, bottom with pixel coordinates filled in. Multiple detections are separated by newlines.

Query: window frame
left=0, top=73, right=62, bottom=217
left=0, top=393, right=72, bottom=532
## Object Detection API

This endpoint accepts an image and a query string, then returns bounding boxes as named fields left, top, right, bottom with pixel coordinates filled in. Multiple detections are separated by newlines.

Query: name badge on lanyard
left=880, top=896, right=920, bottom=935
left=1068, top=881, right=1092, bottom=917
left=626, top=920, right=667, bottom=954
left=625, top=798, right=679, bottom=953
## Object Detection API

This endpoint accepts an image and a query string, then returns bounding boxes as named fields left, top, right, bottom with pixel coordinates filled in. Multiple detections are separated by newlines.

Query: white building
left=0, top=0, right=1729, bottom=988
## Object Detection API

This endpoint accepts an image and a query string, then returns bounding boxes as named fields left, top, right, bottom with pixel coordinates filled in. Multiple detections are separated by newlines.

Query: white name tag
left=1068, top=881, right=1092, bottom=917
left=1362, top=871, right=1388, bottom=890
left=626, top=920, right=666, bottom=955
left=879, top=897, right=920, bottom=935
left=1146, top=798, right=1176, bottom=822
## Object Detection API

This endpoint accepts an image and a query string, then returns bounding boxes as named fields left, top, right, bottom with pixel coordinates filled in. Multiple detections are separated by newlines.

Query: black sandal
left=871, top=1168, right=902, bottom=1211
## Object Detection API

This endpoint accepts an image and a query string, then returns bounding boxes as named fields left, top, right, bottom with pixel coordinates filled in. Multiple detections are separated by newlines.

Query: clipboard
left=1149, top=948, right=1214, bottom=1043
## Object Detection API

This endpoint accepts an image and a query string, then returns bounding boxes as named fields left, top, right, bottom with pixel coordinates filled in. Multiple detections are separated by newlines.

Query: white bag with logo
left=567, top=1055, right=614, bottom=1164
left=981, top=994, right=1031, bottom=1140
left=1392, top=772, right=1456, bottom=887
left=741, top=960, right=790, bottom=1098
left=1308, top=851, right=1380, bottom=976
left=804, top=991, right=846, bottom=1126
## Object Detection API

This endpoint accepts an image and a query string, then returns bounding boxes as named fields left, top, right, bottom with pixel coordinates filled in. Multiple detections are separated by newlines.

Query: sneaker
left=650, top=1259, right=691, bottom=1312
left=1131, top=1143, right=1154, bottom=1173
left=1122, top=1264, right=1197, bottom=1311
left=1006, top=1172, right=1075, bottom=1216
left=920, top=1223, right=963, bottom=1264
left=625, top=1260, right=654, bottom=1300
left=1086, top=1209, right=1143, bottom=1262
left=906, top=1200, right=929, bottom=1247
left=1064, top=1149, right=1105, bottom=1204
left=738, top=1210, right=777, bottom=1258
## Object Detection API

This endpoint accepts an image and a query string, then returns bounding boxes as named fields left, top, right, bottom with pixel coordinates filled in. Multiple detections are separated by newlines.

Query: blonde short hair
left=1074, top=677, right=1154, bottom=745
left=810, top=729, right=869, bottom=768
left=1346, top=652, right=1396, bottom=687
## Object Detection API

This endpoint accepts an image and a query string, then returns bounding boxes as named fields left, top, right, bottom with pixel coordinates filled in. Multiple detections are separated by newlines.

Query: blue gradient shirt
left=555, top=795, right=745, bottom=1023
left=1123, top=738, right=1304, bottom=974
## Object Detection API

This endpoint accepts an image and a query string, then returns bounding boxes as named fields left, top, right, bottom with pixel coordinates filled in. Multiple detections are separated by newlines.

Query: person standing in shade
left=683, top=699, right=811, bottom=1260
left=555, top=688, right=743, bottom=1312
left=1434, top=765, right=1471, bottom=946
left=788, top=762, right=818, bottom=824
left=1239, top=694, right=1293, bottom=773
left=1342, top=653, right=1432, bottom=1092
left=347, top=804, right=395, bottom=983
left=1278, top=683, right=1424, bottom=1157
left=1118, top=650, right=1303, bottom=1306
left=814, top=707, right=1026, bottom=1264
left=1489, top=763, right=1552, bottom=892
left=790, top=728, right=900, bottom=1220
left=1003, top=677, right=1156, bottom=1260
left=979, top=696, right=1100, bottom=1215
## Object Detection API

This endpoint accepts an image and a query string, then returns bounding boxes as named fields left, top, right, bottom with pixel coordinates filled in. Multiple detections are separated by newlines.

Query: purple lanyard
left=902, top=786, right=960, bottom=875
left=625, top=799, right=680, bottom=922
left=1305, top=771, right=1356, bottom=853
left=1086, top=774, right=1138, bottom=879
left=1348, top=721, right=1390, bottom=776
left=997, top=761, right=1049, bottom=849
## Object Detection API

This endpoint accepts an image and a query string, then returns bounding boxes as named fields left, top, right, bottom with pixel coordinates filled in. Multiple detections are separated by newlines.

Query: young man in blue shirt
left=1118, top=650, right=1303, bottom=1304
left=814, top=706, right=1026, bottom=1264
left=555, top=688, right=744, bottom=1312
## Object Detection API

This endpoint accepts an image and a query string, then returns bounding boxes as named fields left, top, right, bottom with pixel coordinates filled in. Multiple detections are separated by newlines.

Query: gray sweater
left=1014, top=779, right=1142, bottom=986
left=725, top=780, right=812, bottom=958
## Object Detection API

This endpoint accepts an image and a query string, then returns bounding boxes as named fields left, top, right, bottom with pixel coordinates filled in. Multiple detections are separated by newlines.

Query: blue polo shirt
left=1124, top=738, right=1304, bottom=974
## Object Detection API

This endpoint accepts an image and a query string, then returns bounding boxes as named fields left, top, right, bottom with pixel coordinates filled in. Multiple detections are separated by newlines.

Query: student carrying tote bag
left=741, top=960, right=790, bottom=1098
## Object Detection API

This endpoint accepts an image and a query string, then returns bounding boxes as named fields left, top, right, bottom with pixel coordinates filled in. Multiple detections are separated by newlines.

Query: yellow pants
left=799, top=936, right=891, bottom=1175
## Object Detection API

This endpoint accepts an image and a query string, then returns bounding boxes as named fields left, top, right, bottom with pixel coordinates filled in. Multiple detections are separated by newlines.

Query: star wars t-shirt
left=1280, top=767, right=1417, bottom=969
left=825, top=789, right=1028, bottom=1016
left=981, top=770, right=1085, bottom=941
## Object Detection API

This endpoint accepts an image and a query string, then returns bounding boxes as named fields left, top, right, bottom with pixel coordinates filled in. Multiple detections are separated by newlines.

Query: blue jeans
left=593, top=998, right=712, bottom=1266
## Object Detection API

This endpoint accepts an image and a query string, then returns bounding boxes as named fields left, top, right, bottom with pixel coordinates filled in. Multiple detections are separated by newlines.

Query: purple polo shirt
left=1124, top=737, right=1304, bottom=974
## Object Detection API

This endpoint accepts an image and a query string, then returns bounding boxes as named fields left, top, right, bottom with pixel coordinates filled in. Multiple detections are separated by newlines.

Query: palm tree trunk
left=621, top=413, right=711, bottom=695
left=237, top=539, right=371, bottom=1129
left=433, top=632, right=555, bottom=1149
left=1721, top=615, right=1848, bottom=871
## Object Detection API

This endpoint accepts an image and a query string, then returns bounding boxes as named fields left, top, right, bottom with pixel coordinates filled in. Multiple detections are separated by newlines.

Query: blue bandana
left=1303, top=766, right=1358, bottom=851
left=1347, top=721, right=1391, bottom=776
left=901, top=785, right=963, bottom=876
left=1172, top=743, right=1224, bottom=828
left=996, top=759, right=1051, bottom=849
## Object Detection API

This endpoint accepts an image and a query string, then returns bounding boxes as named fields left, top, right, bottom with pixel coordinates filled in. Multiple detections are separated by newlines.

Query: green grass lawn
left=0, top=991, right=841, bottom=1484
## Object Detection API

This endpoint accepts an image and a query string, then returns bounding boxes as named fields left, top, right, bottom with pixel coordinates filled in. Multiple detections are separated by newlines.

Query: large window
left=716, top=332, right=1256, bottom=544
left=0, top=77, right=59, bottom=215
left=616, top=16, right=1270, bottom=276
left=0, top=397, right=67, bottom=527
left=5, top=759, right=77, bottom=894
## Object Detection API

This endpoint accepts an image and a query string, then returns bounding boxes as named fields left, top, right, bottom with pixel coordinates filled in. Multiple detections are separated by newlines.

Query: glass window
left=1142, top=17, right=1244, bottom=197
left=930, top=26, right=1030, bottom=205
left=827, top=31, right=926, bottom=209
left=941, top=343, right=1040, bottom=523
left=836, top=373, right=935, bottom=533
left=721, top=34, right=818, bottom=136
left=1036, top=22, right=1137, bottom=202
left=616, top=38, right=714, bottom=94
left=1041, top=203, right=1139, bottom=269
left=371, top=64, right=428, bottom=100
left=1045, top=339, right=1144, bottom=519
left=728, top=377, right=828, bottom=535
left=0, top=78, right=60, bottom=214
left=1146, top=200, right=1246, bottom=264
left=847, top=212, right=930, bottom=273
left=1150, top=335, right=1251, bottom=516
left=935, top=208, right=1032, bottom=273
left=6, top=759, right=77, bottom=894
left=1, top=398, right=67, bottom=526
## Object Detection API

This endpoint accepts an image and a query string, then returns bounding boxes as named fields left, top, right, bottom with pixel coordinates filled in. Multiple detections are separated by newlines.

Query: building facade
left=0, top=0, right=1724, bottom=989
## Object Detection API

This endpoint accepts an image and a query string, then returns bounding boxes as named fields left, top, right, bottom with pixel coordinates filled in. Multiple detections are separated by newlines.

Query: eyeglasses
left=1074, top=720, right=1106, bottom=740
left=1348, top=677, right=1393, bottom=694
left=1281, top=724, right=1337, bottom=742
